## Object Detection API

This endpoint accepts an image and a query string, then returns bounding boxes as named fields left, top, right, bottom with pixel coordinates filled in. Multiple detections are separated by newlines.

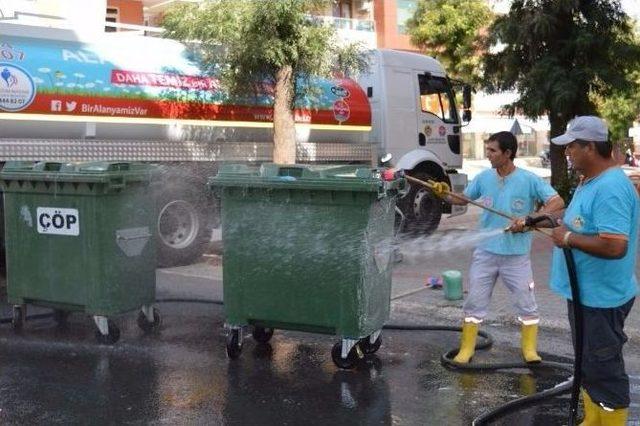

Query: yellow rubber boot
left=521, top=323, right=542, bottom=363
left=599, top=407, right=628, bottom=426
left=580, top=389, right=600, bottom=426
left=453, top=322, right=478, bottom=363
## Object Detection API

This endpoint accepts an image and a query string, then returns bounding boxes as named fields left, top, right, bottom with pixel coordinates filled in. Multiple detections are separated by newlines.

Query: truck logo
left=36, top=207, right=79, bottom=236
left=1, top=68, right=18, bottom=87
left=424, top=125, right=432, bottom=137
left=438, top=126, right=446, bottom=137
left=331, top=86, right=350, bottom=99
left=333, top=99, right=350, bottom=123
left=0, top=63, right=36, bottom=112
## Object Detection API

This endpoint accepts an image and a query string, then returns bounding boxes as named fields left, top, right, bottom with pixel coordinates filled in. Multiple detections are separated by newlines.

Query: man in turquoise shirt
left=548, top=116, right=638, bottom=425
left=440, top=131, right=564, bottom=364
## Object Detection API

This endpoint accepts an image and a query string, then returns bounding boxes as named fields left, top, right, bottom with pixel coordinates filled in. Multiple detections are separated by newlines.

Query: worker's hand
left=507, top=217, right=530, bottom=233
left=430, top=181, right=450, bottom=198
left=551, top=222, right=570, bottom=248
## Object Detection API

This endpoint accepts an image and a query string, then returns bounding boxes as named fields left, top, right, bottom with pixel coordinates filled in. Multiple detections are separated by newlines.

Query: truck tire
left=155, top=182, right=213, bottom=267
left=399, top=172, right=443, bottom=235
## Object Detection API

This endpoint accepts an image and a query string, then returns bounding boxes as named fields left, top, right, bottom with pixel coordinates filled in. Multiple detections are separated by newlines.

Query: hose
left=563, top=248, right=582, bottom=425
left=0, top=298, right=224, bottom=325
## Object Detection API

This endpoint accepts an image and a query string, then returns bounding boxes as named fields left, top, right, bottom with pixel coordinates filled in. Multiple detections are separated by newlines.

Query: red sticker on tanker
left=333, top=99, right=350, bottom=123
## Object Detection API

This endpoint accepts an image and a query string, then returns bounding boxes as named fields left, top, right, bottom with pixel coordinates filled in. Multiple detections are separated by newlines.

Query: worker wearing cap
left=436, top=131, right=564, bottom=364
left=548, top=116, right=638, bottom=425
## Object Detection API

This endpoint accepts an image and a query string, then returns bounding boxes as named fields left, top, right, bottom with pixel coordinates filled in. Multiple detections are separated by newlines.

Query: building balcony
left=313, top=16, right=377, bottom=48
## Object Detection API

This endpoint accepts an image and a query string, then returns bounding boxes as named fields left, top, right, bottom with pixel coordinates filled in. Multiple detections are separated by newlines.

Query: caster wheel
left=12, top=305, right=23, bottom=330
left=226, top=329, right=243, bottom=359
left=137, top=309, right=162, bottom=333
left=53, top=310, right=70, bottom=328
left=331, top=342, right=361, bottom=369
left=360, top=335, right=382, bottom=355
left=252, top=326, right=274, bottom=344
left=95, top=320, right=120, bottom=345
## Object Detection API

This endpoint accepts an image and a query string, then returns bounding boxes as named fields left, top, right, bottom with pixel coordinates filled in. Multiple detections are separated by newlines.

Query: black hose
left=0, top=298, right=224, bottom=325
left=472, top=378, right=573, bottom=425
left=564, top=248, right=582, bottom=425
left=0, top=312, right=52, bottom=324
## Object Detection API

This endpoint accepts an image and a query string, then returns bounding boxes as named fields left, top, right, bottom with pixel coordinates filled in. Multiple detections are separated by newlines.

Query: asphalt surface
left=0, top=297, right=576, bottom=425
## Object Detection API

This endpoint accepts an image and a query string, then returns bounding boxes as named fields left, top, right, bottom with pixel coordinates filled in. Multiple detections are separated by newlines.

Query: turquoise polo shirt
left=550, top=167, right=639, bottom=308
left=464, top=168, right=558, bottom=255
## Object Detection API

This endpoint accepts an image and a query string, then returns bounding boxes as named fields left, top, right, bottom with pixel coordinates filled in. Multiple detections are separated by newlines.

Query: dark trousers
left=567, top=297, right=635, bottom=409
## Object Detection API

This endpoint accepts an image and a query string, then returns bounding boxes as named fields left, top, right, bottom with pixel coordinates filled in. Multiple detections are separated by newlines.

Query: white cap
left=551, top=116, right=609, bottom=145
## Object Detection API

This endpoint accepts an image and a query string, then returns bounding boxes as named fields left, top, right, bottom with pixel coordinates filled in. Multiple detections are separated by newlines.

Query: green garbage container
left=210, top=164, right=403, bottom=369
left=0, top=161, right=161, bottom=344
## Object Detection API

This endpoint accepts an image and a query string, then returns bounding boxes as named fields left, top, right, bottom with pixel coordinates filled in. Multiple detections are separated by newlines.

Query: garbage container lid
left=209, top=163, right=402, bottom=194
left=0, top=161, right=157, bottom=185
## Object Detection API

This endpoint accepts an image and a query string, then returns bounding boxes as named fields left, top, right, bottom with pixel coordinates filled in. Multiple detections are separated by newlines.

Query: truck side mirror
left=463, top=109, right=472, bottom=122
left=463, top=85, right=472, bottom=109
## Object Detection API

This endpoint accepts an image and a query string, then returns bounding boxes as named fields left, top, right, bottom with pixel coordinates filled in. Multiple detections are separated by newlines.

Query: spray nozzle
left=524, top=214, right=559, bottom=228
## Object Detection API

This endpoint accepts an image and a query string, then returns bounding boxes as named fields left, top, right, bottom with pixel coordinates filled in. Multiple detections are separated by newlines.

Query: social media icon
left=65, top=101, right=77, bottom=112
left=50, top=100, right=62, bottom=112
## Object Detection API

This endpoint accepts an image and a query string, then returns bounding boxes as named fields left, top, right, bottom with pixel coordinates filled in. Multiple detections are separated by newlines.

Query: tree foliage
left=596, top=69, right=640, bottom=145
left=482, top=0, right=640, bottom=196
left=407, top=0, right=494, bottom=83
left=162, top=0, right=366, bottom=164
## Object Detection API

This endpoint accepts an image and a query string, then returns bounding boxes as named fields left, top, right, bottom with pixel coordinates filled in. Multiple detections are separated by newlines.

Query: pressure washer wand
left=404, top=175, right=553, bottom=238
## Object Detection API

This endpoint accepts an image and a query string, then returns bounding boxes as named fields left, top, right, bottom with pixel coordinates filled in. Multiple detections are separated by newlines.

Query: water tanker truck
left=0, top=23, right=470, bottom=267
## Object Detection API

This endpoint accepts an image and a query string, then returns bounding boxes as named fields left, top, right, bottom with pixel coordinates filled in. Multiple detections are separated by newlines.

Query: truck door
left=415, top=74, right=462, bottom=168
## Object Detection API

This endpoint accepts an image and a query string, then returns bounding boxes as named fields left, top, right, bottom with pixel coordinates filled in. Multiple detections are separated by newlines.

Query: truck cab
left=359, top=50, right=468, bottom=233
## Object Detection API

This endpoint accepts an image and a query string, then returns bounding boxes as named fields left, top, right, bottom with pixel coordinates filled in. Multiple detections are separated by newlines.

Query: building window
left=105, top=7, right=118, bottom=32
left=396, top=0, right=417, bottom=34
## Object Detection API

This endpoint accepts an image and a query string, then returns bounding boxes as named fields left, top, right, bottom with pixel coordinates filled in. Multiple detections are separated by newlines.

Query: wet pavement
left=0, top=299, right=589, bottom=425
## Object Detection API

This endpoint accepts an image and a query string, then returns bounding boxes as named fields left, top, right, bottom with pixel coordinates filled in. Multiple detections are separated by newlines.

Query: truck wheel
left=400, top=173, right=443, bottom=235
left=155, top=183, right=212, bottom=267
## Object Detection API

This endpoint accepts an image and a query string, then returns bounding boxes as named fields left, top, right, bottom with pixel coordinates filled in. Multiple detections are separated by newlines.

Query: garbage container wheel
left=331, top=341, right=360, bottom=369
left=53, top=310, right=70, bottom=328
left=359, top=335, right=382, bottom=355
left=252, top=326, right=274, bottom=344
left=226, top=329, right=243, bottom=359
left=12, top=305, right=24, bottom=330
left=137, top=308, right=162, bottom=333
left=95, top=320, right=120, bottom=345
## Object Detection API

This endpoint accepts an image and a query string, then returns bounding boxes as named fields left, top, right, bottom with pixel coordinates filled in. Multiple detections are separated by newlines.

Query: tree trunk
left=549, top=110, right=570, bottom=199
left=272, top=65, right=296, bottom=164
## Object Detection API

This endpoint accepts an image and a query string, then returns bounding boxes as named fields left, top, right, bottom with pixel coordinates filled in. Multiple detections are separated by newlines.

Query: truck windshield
left=418, top=75, right=458, bottom=124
